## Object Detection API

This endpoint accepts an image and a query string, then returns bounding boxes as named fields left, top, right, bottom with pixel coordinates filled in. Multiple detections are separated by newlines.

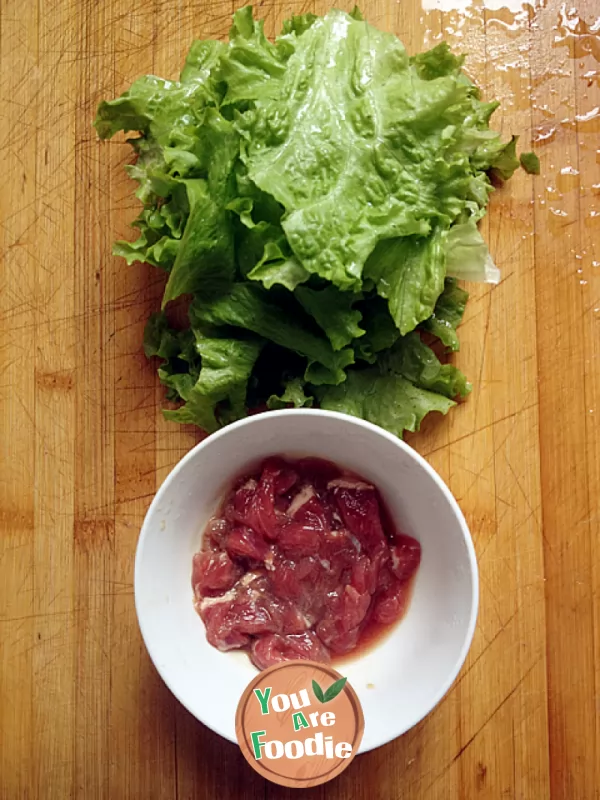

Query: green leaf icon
left=312, top=677, right=348, bottom=703
left=312, top=679, right=325, bottom=703
left=323, top=677, right=347, bottom=702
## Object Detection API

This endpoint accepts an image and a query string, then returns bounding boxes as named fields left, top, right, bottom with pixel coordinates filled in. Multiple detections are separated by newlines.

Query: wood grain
left=0, top=1, right=598, bottom=798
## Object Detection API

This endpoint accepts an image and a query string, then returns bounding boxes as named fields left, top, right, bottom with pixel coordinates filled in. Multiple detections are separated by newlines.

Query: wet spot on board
left=74, top=518, right=115, bottom=552
left=476, top=761, right=487, bottom=790
left=35, top=369, right=74, bottom=392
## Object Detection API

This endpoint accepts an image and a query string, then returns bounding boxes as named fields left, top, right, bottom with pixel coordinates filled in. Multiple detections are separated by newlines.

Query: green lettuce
left=422, top=278, right=469, bottom=352
left=316, top=330, right=469, bottom=437
left=96, top=6, right=522, bottom=439
left=317, top=371, right=455, bottom=437
left=160, top=331, right=263, bottom=431
left=295, top=286, right=364, bottom=351
left=354, top=296, right=401, bottom=363
left=444, top=220, right=500, bottom=284
left=381, top=333, right=471, bottom=399
left=190, top=283, right=354, bottom=385
left=364, top=228, right=447, bottom=335
left=520, top=151, right=540, bottom=175
left=267, top=377, right=314, bottom=409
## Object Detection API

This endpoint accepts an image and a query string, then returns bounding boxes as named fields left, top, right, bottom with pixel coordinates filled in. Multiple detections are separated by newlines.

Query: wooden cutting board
left=0, top=0, right=598, bottom=797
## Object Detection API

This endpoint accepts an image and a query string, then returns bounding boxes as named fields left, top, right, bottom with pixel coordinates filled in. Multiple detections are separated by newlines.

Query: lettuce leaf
left=444, top=221, right=500, bottom=284
left=280, top=13, right=318, bottom=36
left=317, top=371, right=455, bottom=437
left=316, top=326, right=469, bottom=436
left=161, top=177, right=235, bottom=304
left=240, top=226, right=309, bottom=291
left=520, top=151, right=540, bottom=175
left=236, top=12, right=515, bottom=293
left=381, top=333, right=471, bottom=399
left=220, top=6, right=293, bottom=105
left=486, top=135, right=520, bottom=181
left=421, top=278, right=468, bottom=351
left=96, top=5, right=522, bottom=439
left=161, top=334, right=263, bottom=431
left=247, top=250, right=309, bottom=292
left=316, top=330, right=468, bottom=436
left=354, top=296, right=401, bottom=363
left=267, top=377, right=314, bottom=409
left=190, top=283, right=354, bottom=384
left=295, top=286, right=364, bottom=351
left=364, top=228, right=447, bottom=335
left=143, top=311, right=181, bottom=360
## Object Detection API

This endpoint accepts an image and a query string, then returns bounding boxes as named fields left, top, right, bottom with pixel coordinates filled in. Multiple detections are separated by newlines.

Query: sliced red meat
left=199, top=600, right=250, bottom=651
left=316, top=585, right=371, bottom=654
left=287, top=487, right=329, bottom=529
left=244, top=462, right=281, bottom=540
left=280, top=603, right=310, bottom=635
left=226, top=466, right=280, bottom=541
left=268, top=555, right=317, bottom=601
left=350, top=554, right=381, bottom=595
left=319, top=530, right=361, bottom=583
left=267, top=558, right=303, bottom=600
left=296, top=458, right=341, bottom=487
left=250, top=632, right=330, bottom=670
left=226, top=481, right=256, bottom=525
left=226, top=592, right=281, bottom=636
left=193, top=457, right=421, bottom=669
left=277, top=522, right=321, bottom=559
left=192, top=551, right=241, bottom=597
left=389, top=535, right=421, bottom=582
left=376, top=563, right=395, bottom=593
left=205, top=517, right=230, bottom=550
left=320, top=626, right=362, bottom=655
left=274, top=467, right=298, bottom=496
left=296, top=557, right=318, bottom=580
left=330, top=484, right=387, bottom=556
left=225, top=527, right=270, bottom=561
left=372, top=579, right=411, bottom=625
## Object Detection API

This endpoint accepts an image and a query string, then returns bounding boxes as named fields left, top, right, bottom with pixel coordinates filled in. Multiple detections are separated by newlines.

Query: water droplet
left=576, top=106, right=600, bottom=124
left=533, top=125, right=557, bottom=144
left=553, top=6, right=600, bottom=61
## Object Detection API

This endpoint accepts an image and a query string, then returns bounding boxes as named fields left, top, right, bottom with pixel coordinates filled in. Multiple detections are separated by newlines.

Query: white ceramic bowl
left=135, top=410, right=478, bottom=753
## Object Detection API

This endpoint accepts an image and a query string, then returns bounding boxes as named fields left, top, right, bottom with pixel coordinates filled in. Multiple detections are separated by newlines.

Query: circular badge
left=236, top=660, right=364, bottom=788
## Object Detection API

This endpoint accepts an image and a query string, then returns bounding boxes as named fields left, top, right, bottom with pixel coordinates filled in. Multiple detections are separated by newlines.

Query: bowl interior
left=135, top=410, right=478, bottom=752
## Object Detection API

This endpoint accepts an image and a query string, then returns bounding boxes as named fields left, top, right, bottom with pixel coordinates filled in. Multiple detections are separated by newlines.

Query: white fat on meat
left=287, top=484, right=316, bottom=518
left=198, top=587, right=238, bottom=612
left=391, top=549, right=402, bottom=574
left=198, top=571, right=261, bottom=612
left=325, top=528, right=361, bottom=553
left=327, top=477, right=374, bottom=491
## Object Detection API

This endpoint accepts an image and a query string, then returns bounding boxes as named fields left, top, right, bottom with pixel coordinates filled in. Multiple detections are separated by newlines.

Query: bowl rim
left=134, top=408, right=479, bottom=752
